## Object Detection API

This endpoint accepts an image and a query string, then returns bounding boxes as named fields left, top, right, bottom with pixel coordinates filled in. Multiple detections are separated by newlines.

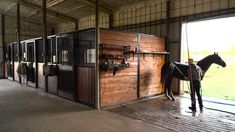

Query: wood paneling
left=14, top=62, right=19, bottom=82
left=37, top=63, right=45, bottom=90
left=58, top=64, right=74, bottom=99
left=99, top=30, right=166, bottom=107
left=76, top=66, right=95, bottom=106
left=4, top=63, right=7, bottom=78
left=100, top=30, right=138, bottom=107
left=139, top=34, right=165, bottom=97
left=48, top=75, right=57, bottom=94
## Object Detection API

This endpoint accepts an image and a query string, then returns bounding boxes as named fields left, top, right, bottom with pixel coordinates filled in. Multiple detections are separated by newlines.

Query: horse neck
left=197, top=55, right=214, bottom=73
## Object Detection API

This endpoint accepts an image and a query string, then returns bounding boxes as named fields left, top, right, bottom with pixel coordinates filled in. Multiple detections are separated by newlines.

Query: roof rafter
left=9, top=0, right=78, bottom=23
left=72, top=0, right=113, bottom=15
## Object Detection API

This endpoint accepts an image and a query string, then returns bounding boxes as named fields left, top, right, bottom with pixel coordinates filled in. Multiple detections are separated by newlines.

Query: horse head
left=211, top=52, right=226, bottom=67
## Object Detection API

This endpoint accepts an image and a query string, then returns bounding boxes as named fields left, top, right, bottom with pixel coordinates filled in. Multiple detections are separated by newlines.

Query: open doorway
left=181, top=16, right=235, bottom=101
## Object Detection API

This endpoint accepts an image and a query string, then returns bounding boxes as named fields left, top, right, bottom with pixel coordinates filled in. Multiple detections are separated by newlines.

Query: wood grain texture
left=76, top=66, right=95, bottom=106
left=100, top=30, right=138, bottom=107
left=48, top=76, right=58, bottom=94
left=37, top=63, right=45, bottom=90
left=139, top=34, right=165, bottom=97
left=14, top=62, right=19, bottom=82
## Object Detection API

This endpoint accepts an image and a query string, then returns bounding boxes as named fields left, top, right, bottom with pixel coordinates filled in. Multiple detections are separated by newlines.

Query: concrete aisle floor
left=0, top=79, right=170, bottom=132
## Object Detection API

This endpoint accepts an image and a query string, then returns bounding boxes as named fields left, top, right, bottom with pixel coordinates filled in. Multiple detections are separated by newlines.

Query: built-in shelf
left=137, top=51, right=170, bottom=55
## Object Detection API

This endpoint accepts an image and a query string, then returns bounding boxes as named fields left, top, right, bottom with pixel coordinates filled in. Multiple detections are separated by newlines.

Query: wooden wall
left=76, top=66, right=95, bottom=106
left=14, top=62, right=19, bottom=82
left=100, top=30, right=138, bottom=107
left=37, top=63, right=45, bottom=90
left=139, top=34, right=165, bottom=97
left=99, top=30, right=165, bottom=107
left=48, top=76, right=57, bottom=94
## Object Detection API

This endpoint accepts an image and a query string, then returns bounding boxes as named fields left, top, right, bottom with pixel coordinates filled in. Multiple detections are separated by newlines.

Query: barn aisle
left=0, top=79, right=169, bottom=132
left=108, top=96, right=235, bottom=132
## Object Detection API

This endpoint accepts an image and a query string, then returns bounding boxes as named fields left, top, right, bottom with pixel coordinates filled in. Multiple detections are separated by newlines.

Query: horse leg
left=168, top=64, right=175, bottom=101
left=164, top=82, right=171, bottom=100
left=168, top=77, right=175, bottom=101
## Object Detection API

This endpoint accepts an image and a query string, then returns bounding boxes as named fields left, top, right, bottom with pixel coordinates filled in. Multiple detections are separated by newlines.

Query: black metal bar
left=1, top=15, right=5, bottom=78
left=42, top=0, right=48, bottom=92
left=95, top=0, right=100, bottom=109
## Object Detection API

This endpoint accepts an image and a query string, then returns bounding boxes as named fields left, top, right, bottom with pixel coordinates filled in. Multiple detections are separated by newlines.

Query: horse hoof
left=171, top=98, right=176, bottom=101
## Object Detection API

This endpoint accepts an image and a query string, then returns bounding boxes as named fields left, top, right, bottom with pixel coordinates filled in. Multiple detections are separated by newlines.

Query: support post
left=109, top=14, right=114, bottom=29
left=1, top=15, right=5, bottom=78
left=42, top=0, right=48, bottom=92
left=166, top=0, right=171, bottom=62
left=137, top=34, right=140, bottom=98
left=17, top=2, right=21, bottom=62
left=75, top=22, right=78, bottom=31
left=95, top=0, right=100, bottom=109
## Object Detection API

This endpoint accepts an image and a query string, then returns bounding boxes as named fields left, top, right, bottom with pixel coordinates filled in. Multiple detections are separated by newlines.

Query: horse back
left=173, top=62, right=189, bottom=80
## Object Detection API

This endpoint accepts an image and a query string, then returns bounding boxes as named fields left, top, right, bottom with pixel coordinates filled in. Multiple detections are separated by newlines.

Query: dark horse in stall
left=161, top=53, right=226, bottom=101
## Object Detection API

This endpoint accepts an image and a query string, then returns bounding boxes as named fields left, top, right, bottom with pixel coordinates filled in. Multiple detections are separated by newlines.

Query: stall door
left=76, top=66, right=95, bottom=106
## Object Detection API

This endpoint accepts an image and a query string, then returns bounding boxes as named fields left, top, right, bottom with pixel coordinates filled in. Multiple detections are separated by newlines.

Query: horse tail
left=161, top=63, right=169, bottom=84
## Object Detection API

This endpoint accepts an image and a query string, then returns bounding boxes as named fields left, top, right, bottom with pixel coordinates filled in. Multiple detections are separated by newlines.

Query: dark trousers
left=191, top=80, right=203, bottom=111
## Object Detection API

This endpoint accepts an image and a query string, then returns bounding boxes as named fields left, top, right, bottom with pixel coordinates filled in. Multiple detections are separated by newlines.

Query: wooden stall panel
left=4, top=63, right=7, bottom=78
left=76, top=67, right=95, bottom=106
left=58, top=65, right=74, bottom=100
left=37, top=63, right=45, bottom=90
left=14, top=62, right=19, bottom=82
left=140, top=35, right=165, bottom=52
left=139, top=34, right=165, bottom=97
left=139, top=55, right=165, bottom=97
left=100, top=30, right=138, bottom=107
left=48, top=76, right=58, bottom=94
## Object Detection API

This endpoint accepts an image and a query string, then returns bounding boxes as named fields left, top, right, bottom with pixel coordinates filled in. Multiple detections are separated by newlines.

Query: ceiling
left=0, top=0, right=148, bottom=27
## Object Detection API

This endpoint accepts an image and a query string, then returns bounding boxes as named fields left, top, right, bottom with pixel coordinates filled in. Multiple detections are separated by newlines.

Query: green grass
left=183, top=49, right=235, bottom=101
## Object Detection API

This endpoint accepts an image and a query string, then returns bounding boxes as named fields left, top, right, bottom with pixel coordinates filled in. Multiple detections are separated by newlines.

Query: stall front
left=99, top=29, right=167, bottom=107
left=46, top=35, right=58, bottom=95
left=75, top=29, right=96, bottom=106
left=57, top=32, right=76, bottom=100
left=5, top=43, right=14, bottom=80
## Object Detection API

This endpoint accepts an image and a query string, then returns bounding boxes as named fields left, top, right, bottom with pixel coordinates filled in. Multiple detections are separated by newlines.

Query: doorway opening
left=181, top=16, right=235, bottom=101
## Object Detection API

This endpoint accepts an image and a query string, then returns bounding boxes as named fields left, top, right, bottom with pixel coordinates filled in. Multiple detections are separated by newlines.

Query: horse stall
left=21, top=39, right=37, bottom=87
left=46, top=35, right=58, bottom=94
left=57, top=32, right=76, bottom=100
left=35, top=38, right=45, bottom=90
left=75, top=29, right=96, bottom=106
left=99, top=29, right=167, bottom=107
left=5, top=43, right=14, bottom=80
left=13, top=43, right=19, bottom=82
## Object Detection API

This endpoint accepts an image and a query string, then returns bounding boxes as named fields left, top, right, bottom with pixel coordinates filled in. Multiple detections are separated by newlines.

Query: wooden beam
left=73, top=0, right=113, bottom=15
left=9, top=0, right=78, bottom=23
